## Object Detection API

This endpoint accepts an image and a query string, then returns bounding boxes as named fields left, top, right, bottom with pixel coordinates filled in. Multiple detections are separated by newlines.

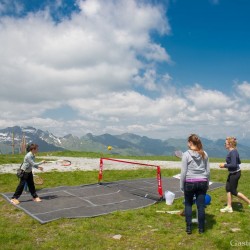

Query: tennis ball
left=107, top=146, right=112, bottom=150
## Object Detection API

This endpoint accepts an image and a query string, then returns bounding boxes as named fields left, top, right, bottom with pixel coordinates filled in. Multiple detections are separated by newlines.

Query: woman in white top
left=180, top=134, right=210, bottom=234
left=11, top=144, right=45, bottom=205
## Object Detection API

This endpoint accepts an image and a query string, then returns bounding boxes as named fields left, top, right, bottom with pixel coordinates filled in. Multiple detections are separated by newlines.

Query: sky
left=0, top=0, right=250, bottom=140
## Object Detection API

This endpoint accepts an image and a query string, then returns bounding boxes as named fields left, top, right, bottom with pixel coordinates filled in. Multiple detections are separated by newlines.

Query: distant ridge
left=1, top=126, right=250, bottom=158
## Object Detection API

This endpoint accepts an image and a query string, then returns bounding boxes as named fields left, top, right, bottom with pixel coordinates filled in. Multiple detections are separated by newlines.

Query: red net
left=98, top=157, right=163, bottom=199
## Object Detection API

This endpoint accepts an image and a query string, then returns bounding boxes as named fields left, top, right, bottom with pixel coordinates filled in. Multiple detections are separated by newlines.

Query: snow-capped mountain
left=0, top=126, right=64, bottom=154
left=1, top=126, right=250, bottom=158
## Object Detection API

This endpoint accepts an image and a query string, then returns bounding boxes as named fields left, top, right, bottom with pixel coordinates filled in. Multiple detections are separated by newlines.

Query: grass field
left=0, top=153, right=250, bottom=249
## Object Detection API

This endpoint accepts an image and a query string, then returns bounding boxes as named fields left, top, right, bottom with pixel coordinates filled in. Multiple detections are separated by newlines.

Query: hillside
left=1, top=126, right=250, bottom=158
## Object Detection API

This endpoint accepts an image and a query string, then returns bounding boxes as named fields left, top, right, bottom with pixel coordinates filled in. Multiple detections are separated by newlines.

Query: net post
left=98, top=158, right=103, bottom=183
left=157, top=166, right=163, bottom=199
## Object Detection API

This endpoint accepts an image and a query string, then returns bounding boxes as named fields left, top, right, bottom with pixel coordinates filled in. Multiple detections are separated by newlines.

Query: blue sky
left=0, top=0, right=250, bottom=141
left=164, top=0, right=250, bottom=93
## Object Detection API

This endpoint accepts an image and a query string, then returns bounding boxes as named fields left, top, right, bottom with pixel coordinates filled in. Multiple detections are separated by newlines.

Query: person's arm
left=36, top=160, right=45, bottom=166
left=26, top=155, right=44, bottom=170
left=206, top=156, right=210, bottom=188
left=180, top=153, right=188, bottom=192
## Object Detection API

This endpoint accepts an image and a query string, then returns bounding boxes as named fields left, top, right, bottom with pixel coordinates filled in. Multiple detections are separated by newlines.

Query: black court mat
left=2, top=177, right=224, bottom=224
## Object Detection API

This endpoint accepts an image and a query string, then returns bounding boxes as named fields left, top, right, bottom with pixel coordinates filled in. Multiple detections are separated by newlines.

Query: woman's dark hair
left=26, top=144, right=31, bottom=152
left=28, top=144, right=38, bottom=151
left=188, top=134, right=206, bottom=159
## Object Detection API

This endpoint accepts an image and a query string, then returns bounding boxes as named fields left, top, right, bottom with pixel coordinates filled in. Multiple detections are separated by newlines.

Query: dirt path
left=1, top=156, right=250, bottom=174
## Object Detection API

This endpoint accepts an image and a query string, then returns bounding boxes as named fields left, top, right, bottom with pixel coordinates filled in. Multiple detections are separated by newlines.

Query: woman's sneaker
left=33, top=197, right=42, bottom=202
left=220, top=206, right=233, bottom=213
left=10, top=198, right=20, bottom=205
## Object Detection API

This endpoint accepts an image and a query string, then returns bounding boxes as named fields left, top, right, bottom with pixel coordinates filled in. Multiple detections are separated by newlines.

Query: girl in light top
left=11, top=144, right=45, bottom=205
left=180, top=134, right=210, bottom=234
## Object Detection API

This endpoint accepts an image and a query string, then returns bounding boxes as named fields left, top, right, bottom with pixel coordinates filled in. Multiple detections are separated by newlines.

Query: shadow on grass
left=205, top=213, right=216, bottom=231
left=179, top=209, right=217, bottom=232
left=190, top=212, right=216, bottom=232
left=231, top=201, right=244, bottom=212
left=220, top=201, right=245, bottom=212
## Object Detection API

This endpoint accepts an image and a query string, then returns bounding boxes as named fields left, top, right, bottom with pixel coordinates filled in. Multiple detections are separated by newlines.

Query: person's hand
left=219, top=163, right=225, bottom=168
left=38, top=166, right=43, bottom=171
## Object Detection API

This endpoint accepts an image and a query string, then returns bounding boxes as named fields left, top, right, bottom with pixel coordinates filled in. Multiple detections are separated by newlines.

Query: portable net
left=98, top=158, right=163, bottom=201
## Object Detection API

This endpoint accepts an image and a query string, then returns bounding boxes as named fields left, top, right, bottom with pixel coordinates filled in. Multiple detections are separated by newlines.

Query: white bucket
left=165, top=191, right=175, bottom=205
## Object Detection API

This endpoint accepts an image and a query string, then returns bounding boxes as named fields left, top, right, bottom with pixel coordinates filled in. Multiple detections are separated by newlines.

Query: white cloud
left=0, top=0, right=24, bottom=15
left=0, top=0, right=170, bottom=103
left=185, top=84, right=234, bottom=109
left=236, top=81, right=250, bottom=99
left=1, top=0, right=250, bottom=140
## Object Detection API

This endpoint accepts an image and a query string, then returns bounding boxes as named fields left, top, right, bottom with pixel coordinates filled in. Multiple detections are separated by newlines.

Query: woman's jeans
left=184, top=181, right=208, bottom=229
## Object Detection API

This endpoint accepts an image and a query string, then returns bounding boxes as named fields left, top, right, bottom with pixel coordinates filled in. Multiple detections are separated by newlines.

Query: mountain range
left=1, top=126, right=250, bottom=159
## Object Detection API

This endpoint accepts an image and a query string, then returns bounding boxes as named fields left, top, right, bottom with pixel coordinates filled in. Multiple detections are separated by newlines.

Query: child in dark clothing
left=219, top=137, right=250, bottom=212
